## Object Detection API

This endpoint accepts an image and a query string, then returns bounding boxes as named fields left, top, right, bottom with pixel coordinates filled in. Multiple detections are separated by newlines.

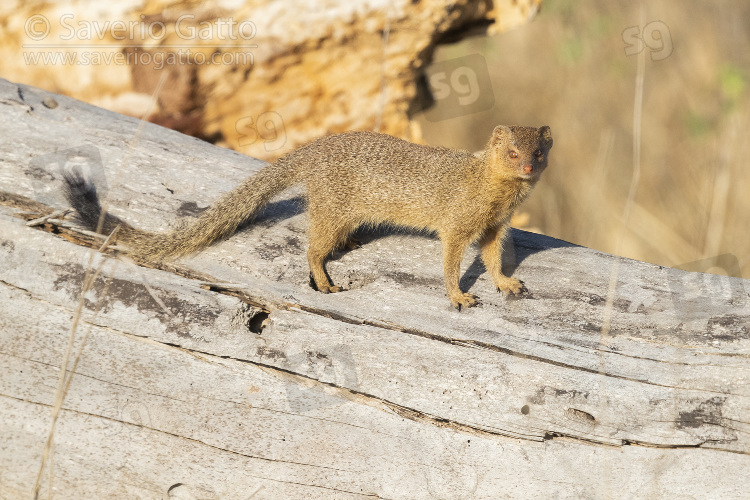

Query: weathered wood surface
left=1, top=78, right=749, bottom=499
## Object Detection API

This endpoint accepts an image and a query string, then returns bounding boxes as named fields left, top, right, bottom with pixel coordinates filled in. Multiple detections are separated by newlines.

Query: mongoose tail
left=62, top=159, right=298, bottom=262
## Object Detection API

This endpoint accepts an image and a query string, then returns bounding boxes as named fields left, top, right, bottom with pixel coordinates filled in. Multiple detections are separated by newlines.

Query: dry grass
left=33, top=71, right=169, bottom=498
left=416, top=0, right=750, bottom=278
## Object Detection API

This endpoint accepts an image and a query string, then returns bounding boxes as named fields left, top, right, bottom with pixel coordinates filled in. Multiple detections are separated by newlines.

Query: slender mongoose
left=63, top=126, right=553, bottom=309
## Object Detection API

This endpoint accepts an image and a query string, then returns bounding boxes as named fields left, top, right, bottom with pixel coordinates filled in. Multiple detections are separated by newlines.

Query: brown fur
left=63, top=125, right=553, bottom=309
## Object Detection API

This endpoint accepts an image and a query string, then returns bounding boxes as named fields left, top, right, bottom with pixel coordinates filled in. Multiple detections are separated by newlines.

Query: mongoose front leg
left=479, top=224, right=525, bottom=295
left=441, top=233, right=478, bottom=310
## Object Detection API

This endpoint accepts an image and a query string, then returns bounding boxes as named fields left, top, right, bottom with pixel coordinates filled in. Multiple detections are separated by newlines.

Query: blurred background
left=416, top=0, right=750, bottom=280
left=3, top=0, right=748, bottom=277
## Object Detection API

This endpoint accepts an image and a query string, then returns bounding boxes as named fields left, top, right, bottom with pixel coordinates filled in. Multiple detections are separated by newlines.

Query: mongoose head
left=488, top=125, right=553, bottom=181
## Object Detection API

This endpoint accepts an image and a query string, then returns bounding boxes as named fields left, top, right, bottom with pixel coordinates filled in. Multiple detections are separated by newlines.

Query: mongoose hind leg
left=307, top=218, right=353, bottom=294
left=343, top=236, right=362, bottom=250
left=479, top=224, right=527, bottom=296
left=440, top=232, right=479, bottom=310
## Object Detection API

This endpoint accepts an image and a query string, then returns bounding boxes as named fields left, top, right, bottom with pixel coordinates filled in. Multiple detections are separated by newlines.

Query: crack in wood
left=291, top=305, right=747, bottom=396
left=4, top=193, right=748, bottom=455
left=86, top=336, right=750, bottom=454
left=0, top=393, right=374, bottom=479
left=0, top=278, right=32, bottom=296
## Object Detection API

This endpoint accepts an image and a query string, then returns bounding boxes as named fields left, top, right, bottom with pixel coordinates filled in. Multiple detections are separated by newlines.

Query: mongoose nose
left=522, top=165, right=533, bottom=174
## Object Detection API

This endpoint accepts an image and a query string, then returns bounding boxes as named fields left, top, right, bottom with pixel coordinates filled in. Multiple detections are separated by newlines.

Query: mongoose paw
left=310, top=274, right=345, bottom=294
left=451, top=293, right=480, bottom=311
left=497, top=277, right=527, bottom=296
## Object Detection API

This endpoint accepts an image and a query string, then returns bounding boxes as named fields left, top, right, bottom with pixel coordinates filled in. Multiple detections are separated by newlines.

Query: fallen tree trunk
left=1, top=78, right=749, bottom=499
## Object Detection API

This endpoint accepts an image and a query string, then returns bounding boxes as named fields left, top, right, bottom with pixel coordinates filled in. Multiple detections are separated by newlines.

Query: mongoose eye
left=508, top=150, right=518, bottom=159
left=534, top=150, right=543, bottom=158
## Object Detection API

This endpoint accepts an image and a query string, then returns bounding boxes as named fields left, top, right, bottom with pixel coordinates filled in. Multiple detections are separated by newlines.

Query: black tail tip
left=61, top=167, right=98, bottom=204
left=61, top=166, right=87, bottom=193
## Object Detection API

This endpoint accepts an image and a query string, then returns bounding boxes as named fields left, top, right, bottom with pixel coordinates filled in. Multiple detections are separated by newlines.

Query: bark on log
left=1, top=79, right=749, bottom=499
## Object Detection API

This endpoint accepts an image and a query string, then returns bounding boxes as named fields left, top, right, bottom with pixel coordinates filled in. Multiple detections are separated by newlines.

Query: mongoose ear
left=539, top=126, right=553, bottom=147
left=491, top=125, right=512, bottom=145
